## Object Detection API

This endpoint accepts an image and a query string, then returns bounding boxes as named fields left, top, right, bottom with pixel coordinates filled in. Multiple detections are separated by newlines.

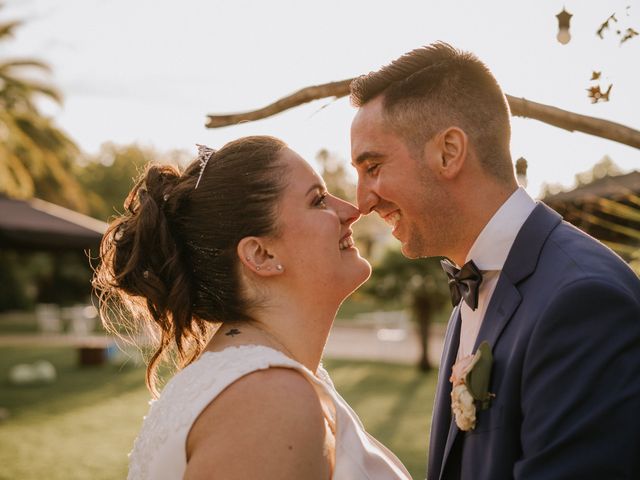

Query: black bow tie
left=440, top=259, right=483, bottom=311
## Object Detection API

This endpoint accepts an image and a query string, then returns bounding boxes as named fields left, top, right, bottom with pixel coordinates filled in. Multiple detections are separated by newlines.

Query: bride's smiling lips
left=339, top=230, right=355, bottom=250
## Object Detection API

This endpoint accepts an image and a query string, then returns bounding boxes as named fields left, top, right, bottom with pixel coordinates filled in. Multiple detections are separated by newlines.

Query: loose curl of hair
left=93, top=136, right=288, bottom=395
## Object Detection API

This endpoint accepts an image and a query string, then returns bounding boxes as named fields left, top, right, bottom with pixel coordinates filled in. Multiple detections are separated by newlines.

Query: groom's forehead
left=352, top=96, right=386, bottom=131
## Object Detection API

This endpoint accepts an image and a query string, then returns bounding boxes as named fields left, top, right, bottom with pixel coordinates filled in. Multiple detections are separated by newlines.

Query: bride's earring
left=246, top=256, right=262, bottom=271
left=276, top=265, right=283, bottom=271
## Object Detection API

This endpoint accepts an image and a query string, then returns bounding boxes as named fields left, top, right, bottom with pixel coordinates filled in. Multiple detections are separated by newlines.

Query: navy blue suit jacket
left=427, top=203, right=640, bottom=480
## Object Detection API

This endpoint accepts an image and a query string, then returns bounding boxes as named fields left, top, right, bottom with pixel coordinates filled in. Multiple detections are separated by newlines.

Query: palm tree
left=0, top=4, right=86, bottom=212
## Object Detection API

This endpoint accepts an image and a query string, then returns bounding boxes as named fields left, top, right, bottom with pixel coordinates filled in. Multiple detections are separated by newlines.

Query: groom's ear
left=427, top=127, right=467, bottom=180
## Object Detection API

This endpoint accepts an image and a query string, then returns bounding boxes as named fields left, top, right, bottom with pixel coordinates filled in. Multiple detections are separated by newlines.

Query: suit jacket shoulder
left=539, top=214, right=640, bottom=296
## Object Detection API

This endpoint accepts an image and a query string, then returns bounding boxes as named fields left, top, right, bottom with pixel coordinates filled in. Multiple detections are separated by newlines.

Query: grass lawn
left=0, top=347, right=437, bottom=479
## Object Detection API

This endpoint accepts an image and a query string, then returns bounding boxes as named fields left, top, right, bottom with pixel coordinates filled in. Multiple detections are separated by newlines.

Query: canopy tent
left=543, top=171, right=640, bottom=203
left=543, top=171, right=640, bottom=260
left=0, top=196, right=106, bottom=251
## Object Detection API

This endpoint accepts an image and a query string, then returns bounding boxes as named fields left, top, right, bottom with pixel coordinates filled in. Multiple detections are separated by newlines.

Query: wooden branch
left=206, top=79, right=352, bottom=128
left=206, top=78, right=640, bottom=150
left=505, top=95, right=640, bottom=149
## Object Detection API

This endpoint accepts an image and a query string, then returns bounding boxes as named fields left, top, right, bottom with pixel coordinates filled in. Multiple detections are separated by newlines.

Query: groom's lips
left=382, top=210, right=401, bottom=234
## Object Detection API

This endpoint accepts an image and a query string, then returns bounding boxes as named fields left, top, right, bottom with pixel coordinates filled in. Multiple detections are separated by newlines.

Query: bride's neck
left=248, top=292, right=341, bottom=372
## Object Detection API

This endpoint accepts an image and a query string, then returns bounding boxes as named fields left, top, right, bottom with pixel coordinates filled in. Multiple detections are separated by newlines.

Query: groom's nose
left=356, top=180, right=378, bottom=215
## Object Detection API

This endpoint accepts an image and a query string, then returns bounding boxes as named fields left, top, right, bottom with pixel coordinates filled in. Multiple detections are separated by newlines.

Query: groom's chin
left=399, top=242, right=422, bottom=260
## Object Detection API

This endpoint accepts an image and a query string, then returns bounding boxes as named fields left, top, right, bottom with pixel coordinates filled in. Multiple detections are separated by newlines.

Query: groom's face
left=350, top=96, right=453, bottom=258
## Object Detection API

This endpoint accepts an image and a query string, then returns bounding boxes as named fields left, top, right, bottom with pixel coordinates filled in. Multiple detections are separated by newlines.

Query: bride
left=95, top=136, right=412, bottom=479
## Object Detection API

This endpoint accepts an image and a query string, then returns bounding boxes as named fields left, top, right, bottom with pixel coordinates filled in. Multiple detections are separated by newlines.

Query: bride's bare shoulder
left=185, top=367, right=330, bottom=480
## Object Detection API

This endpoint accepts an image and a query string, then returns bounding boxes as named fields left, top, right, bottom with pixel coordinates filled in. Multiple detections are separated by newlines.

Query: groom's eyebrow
left=352, top=151, right=384, bottom=167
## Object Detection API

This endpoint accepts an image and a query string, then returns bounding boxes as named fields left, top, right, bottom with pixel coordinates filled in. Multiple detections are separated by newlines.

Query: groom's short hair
left=350, top=42, right=514, bottom=184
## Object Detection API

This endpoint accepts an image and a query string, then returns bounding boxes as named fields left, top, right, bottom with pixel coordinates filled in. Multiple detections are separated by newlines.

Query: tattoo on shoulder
left=225, top=328, right=241, bottom=337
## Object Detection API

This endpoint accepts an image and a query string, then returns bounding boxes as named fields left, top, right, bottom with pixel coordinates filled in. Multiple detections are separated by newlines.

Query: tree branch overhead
left=206, top=80, right=352, bottom=128
left=206, top=78, right=640, bottom=150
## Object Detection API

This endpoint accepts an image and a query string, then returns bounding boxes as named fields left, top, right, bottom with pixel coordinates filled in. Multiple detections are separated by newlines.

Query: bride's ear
left=237, top=237, right=284, bottom=277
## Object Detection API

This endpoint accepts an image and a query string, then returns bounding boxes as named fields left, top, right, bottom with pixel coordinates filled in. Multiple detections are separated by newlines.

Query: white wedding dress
left=128, top=345, right=412, bottom=479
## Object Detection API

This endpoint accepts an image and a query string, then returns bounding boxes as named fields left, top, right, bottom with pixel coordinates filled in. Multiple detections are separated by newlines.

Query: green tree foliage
left=77, top=143, right=190, bottom=221
left=0, top=4, right=86, bottom=211
left=33, top=251, right=93, bottom=305
left=364, top=248, right=450, bottom=371
left=315, top=148, right=355, bottom=201
left=0, top=251, right=93, bottom=312
left=0, top=251, right=33, bottom=310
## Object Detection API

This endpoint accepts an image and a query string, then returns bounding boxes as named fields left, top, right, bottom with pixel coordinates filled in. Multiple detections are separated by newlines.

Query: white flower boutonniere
left=450, top=341, right=495, bottom=431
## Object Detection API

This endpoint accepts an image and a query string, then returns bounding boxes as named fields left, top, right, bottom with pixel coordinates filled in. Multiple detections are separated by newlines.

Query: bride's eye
left=314, top=193, right=328, bottom=208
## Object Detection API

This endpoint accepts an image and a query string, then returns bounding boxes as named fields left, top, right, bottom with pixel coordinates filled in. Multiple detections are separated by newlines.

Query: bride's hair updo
left=94, top=136, right=288, bottom=394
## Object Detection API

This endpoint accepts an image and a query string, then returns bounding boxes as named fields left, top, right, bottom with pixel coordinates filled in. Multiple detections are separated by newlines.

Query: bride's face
left=272, top=148, right=371, bottom=298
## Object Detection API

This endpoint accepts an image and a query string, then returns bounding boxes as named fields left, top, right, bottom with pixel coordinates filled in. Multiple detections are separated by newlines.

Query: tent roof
left=0, top=196, right=107, bottom=251
left=544, top=171, right=640, bottom=204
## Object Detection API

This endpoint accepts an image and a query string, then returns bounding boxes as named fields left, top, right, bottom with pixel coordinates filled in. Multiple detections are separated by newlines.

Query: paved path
left=0, top=320, right=448, bottom=367
left=0, top=334, right=112, bottom=348
left=325, top=323, right=445, bottom=366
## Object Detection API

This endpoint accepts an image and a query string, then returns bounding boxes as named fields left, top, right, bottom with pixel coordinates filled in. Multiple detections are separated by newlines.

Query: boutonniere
left=450, top=341, right=495, bottom=431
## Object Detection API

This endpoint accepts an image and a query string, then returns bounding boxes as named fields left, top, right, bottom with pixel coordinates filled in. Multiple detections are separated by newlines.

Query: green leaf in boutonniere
left=450, top=341, right=495, bottom=431
left=466, top=341, right=495, bottom=410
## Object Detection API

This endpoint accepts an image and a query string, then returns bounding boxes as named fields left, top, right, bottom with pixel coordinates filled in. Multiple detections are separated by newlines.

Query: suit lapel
left=428, top=305, right=461, bottom=479
left=472, top=277, right=521, bottom=355
left=473, top=202, right=563, bottom=353
left=440, top=404, right=460, bottom=479
left=440, top=306, right=462, bottom=383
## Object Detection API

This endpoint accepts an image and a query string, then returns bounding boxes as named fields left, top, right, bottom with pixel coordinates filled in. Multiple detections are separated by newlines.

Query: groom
left=349, top=42, right=640, bottom=479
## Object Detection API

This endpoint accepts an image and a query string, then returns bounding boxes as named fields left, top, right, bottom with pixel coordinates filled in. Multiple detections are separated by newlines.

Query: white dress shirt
left=457, top=187, right=537, bottom=358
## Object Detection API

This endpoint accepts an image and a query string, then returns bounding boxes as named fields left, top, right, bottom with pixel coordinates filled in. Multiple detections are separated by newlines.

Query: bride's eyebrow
left=305, top=183, right=326, bottom=196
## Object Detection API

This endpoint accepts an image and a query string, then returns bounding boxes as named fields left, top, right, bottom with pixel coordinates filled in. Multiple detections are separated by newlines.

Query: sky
left=3, top=0, right=639, bottom=198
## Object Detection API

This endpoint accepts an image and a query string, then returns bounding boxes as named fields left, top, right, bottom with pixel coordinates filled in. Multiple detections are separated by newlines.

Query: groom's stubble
left=399, top=149, right=460, bottom=260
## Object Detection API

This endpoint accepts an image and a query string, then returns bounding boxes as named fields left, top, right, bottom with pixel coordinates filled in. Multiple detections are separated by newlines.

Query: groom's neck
left=446, top=181, right=518, bottom=266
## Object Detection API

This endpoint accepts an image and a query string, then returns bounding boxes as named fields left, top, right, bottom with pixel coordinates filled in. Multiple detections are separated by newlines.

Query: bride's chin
left=346, top=258, right=373, bottom=291
left=360, top=259, right=373, bottom=282
left=330, top=257, right=372, bottom=301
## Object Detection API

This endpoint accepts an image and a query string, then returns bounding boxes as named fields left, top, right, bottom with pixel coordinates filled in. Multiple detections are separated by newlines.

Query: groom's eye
left=367, top=163, right=380, bottom=176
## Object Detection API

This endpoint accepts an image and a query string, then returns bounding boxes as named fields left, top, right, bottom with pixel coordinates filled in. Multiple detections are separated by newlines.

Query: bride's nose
left=336, top=199, right=361, bottom=227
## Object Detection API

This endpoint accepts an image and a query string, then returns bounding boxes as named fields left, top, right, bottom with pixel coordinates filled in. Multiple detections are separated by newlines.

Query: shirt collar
left=465, top=187, right=536, bottom=271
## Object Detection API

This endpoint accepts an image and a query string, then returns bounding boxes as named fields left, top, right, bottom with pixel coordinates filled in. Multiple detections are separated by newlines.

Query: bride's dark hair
left=94, top=136, right=288, bottom=395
